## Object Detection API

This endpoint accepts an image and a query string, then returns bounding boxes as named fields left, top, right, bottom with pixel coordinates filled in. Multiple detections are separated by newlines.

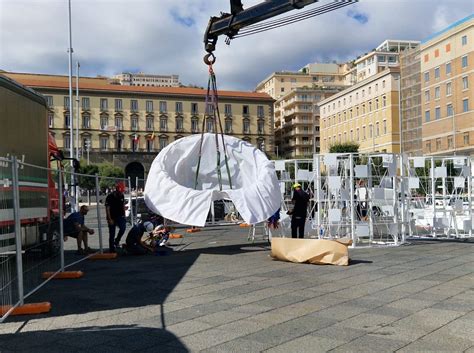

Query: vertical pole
left=400, top=153, right=406, bottom=243
left=58, top=168, right=65, bottom=271
left=67, top=0, right=75, bottom=212
left=128, top=177, right=133, bottom=225
left=12, top=157, right=24, bottom=305
left=467, top=157, right=472, bottom=237
left=135, top=176, right=139, bottom=218
left=368, top=155, right=373, bottom=245
left=95, top=174, right=103, bottom=253
left=392, top=154, right=399, bottom=246
left=441, top=159, right=448, bottom=236
left=75, top=62, right=80, bottom=211
left=349, top=153, right=356, bottom=247
left=315, top=155, right=321, bottom=238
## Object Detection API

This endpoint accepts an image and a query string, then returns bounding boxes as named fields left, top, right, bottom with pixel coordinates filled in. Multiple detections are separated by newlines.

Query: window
left=115, top=99, right=122, bottom=111
left=225, top=104, right=232, bottom=116
left=146, top=138, right=154, bottom=152
left=64, top=112, right=70, bottom=127
left=464, top=133, right=470, bottom=145
left=435, top=107, right=441, bottom=120
left=131, top=116, right=138, bottom=130
left=131, top=136, right=139, bottom=152
left=462, top=35, right=467, bottom=46
left=434, top=86, right=440, bottom=100
left=383, top=120, right=387, bottom=134
left=242, top=105, right=249, bottom=115
left=363, top=126, right=366, bottom=139
left=425, top=110, right=431, bottom=122
left=160, top=117, right=168, bottom=131
left=243, top=119, right=250, bottom=134
left=116, top=136, right=123, bottom=151
left=280, top=87, right=284, bottom=93
left=191, top=103, right=199, bottom=115
left=382, top=96, right=386, bottom=107
left=146, top=100, right=153, bottom=113
left=159, top=137, right=168, bottom=150
left=425, top=90, right=430, bottom=102
left=64, top=96, right=70, bottom=109
left=462, top=76, right=469, bottom=89
left=447, top=103, right=454, bottom=116
left=461, top=55, right=468, bottom=68
left=356, top=128, right=360, bottom=140
left=175, top=102, right=183, bottom=114
left=82, top=114, right=91, bottom=129
left=83, top=137, right=91, bottom=152
left=257, top=120, right=264, bottom=134
left=426, top=141, right=431, bottom=152
left=382, top=80, right=386, bottom=89
left=225, top=119, right=232, bottom=133
left=424, top=72, right=429, bottom=82
left=146, top=117, right=154, bottom=131
left=436, top=138, right=441, bottom=150
left=64, top=135, right=71, bottom=149
left=82, top=97, right=90, bottom=110
left=45, top=95, right=53, bottom=107
left=100, top=98, right=108, bottom=111
left=191, top=118, right=199, bottom=133
left=48, top=112, right=54, bottom=128
left=446, top=62, right=451, bottom=75
left=100, top=136, right=108, bottom=151
left=257, top=105, right=264, bottom=118
left=206, top=118, right=214, bottom=132
left=176, top=117, right=184, bottom=131
left=446, top=82, right=452, bottom=96
left=159, top=101, right=167, bottom=113
left=131, top=100, right=138, bottom=112
left=434, top=67, right=440, bottom=79
left=369, top=124, right=373, bottom=138
left=448, top=136, right=453, bottom=149
left=100, top=116, right=108, bottom=129
left=463, top=99, right=469, bottom=113
left=115, top=117, right=123, bottom=129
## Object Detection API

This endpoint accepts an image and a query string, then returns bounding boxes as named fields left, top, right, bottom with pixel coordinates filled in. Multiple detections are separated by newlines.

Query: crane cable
left=233, top=1, right=354, bottom=39
left=194, top=61, right=233, bottom=191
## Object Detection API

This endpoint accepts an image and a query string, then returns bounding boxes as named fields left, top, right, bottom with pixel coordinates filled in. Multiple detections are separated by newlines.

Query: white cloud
left=0, top=0, right=472, bottom=90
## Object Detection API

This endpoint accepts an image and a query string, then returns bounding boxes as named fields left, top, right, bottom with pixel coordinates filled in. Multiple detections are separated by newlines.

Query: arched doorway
left=125, top=161, right=145, bottom=190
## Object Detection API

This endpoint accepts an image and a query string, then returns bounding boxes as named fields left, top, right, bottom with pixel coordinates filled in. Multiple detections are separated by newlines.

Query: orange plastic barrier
left=239, top=223, right=250, bottom=228
left=0, top=302, right=51, bottom=316
left=88, top=253, right=118, bottom=260
left=186, top=228, right=201, bottom=233
left=169, top=233, right=183, bottom=239
left=42, top=271, right=84, bottom=279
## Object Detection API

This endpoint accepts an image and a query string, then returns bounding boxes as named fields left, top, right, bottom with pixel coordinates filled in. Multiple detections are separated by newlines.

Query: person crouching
left=124, top=221, right=155, bottom=255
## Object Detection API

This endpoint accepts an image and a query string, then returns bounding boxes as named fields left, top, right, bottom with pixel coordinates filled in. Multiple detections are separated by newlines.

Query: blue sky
left=0, top=0, right=472, bottom=90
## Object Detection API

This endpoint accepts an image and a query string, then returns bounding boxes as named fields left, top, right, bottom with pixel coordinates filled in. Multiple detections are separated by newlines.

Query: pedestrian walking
left=105, top=182, right=127, bottom=253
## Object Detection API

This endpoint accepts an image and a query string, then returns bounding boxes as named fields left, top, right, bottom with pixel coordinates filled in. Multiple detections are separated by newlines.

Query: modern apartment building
left=420, top=14, right=473, bottom=156
left=111, top=72, right=180, bottom=87
left=319, top=68, right=402, bottom=154
left=274, top=87, right=341, bottom=158
left=400, top=45, right=423, bottom=156
left=3, top=72, right=274, bottom=180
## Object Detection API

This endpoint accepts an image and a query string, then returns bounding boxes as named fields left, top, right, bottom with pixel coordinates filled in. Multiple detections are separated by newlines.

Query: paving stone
left=263, top=334, right=344, bottom=353
left=200, top=337, right=270, bottom=353
left=329, top=334, right=407, bottom=353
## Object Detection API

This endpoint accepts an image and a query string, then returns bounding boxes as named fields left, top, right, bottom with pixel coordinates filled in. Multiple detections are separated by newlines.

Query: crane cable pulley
left=194, top=60, right=233, bottom=192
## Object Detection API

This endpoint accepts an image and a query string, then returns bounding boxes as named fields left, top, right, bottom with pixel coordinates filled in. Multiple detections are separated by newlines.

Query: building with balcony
left=420, top=14, right=473, bottom=156
left=3, top=72, right=274, bottom=181
left=111, top=72, right=180, bottom=87
left=319, top=68, right=402, bottom=154
left=274, top=87, right=342, bottom=158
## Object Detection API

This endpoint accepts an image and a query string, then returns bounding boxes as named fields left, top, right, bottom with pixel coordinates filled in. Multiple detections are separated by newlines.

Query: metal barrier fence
left=274, top=154, right=474, bottom=246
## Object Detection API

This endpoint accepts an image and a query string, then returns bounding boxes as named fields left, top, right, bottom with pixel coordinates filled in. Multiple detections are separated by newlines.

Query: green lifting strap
left=194, top=64, right=233, bottom=191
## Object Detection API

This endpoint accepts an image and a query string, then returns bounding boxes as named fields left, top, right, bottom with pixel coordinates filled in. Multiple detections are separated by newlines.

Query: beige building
left=3, top=72, right=274, bottom=182
left=320, top=68, right=402, bottom=154
left=274, top=87, right=342, bottom=158
left=420, top=14, right=473, bottom=156
left=111, top=72, right=180, bottom=87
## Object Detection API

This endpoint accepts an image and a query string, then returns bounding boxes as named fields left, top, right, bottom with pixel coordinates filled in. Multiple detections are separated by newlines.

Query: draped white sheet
left=144, top=133, right=281, bottom=227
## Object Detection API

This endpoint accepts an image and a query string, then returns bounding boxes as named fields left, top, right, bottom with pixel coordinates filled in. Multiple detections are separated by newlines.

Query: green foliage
left=98, top=163, right=125, bottom=190
left=77, top=164, right=99, bottom=190
left=329, top=142, right=359, bottom=153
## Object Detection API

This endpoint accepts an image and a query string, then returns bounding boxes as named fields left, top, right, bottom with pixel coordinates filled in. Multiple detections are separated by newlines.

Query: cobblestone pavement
left=0, top=225, right=473, bottom=353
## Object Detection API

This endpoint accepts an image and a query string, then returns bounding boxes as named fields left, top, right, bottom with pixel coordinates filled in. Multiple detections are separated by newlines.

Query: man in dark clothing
left=105, top=182, right=127, bottom=253
left=125, top=221, right=154, bottom=255
left=289, top=183, right=310, bottom=239
left=63, top=205, right=95, bottom=254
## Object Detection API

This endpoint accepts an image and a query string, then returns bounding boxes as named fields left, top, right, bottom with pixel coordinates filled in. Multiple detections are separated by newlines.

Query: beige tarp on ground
left=271, top=238, right=352, bottom=266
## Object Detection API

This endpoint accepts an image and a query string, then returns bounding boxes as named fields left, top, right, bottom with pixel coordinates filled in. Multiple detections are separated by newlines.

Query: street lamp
left=67, top=0, right=76, bottom=211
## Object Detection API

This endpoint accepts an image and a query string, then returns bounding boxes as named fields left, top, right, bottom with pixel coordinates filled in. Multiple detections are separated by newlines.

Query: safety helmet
left=143, top=221, right=154, bottom=233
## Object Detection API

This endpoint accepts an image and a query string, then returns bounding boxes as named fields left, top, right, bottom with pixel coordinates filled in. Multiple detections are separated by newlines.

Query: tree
left=99, top=163, right=125, bottom=191
left=77, top=164, right=100, bottom=204
left=329, top=142, right=359, bottom=153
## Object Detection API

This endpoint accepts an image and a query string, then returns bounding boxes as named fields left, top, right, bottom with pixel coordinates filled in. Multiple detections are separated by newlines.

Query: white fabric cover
left=144, top=133, right=281, bottom=227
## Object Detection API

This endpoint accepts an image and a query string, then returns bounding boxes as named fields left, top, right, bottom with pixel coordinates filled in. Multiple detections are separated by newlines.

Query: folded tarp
left=271, top=238, right=352, bottom=266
